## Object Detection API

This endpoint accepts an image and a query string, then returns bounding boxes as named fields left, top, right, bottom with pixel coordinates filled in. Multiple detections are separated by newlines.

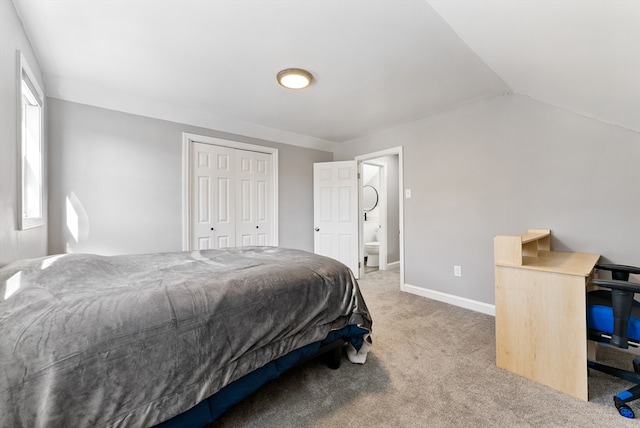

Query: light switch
left=405, top=189, right=411, bottom=198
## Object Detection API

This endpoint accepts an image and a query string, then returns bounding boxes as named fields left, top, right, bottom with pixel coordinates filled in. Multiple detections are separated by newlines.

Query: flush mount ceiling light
left=277, top=68, right=313, bottom=90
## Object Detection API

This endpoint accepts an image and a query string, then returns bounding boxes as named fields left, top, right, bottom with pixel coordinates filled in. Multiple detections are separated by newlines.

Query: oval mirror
left=363, top=185, right=379, bottom=211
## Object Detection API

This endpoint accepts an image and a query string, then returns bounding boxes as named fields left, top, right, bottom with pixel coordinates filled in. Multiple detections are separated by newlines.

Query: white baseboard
left=401, top=283, right=495, bottom=316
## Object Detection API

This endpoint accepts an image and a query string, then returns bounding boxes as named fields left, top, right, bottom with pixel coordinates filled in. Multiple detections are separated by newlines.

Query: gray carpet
left=214, top=267, right=638, bottom=427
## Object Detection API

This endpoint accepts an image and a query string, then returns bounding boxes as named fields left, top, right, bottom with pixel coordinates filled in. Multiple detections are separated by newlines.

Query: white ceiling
left=13, top=1, right=639, bottom=150
left=429, top=0, right=640, bottom=135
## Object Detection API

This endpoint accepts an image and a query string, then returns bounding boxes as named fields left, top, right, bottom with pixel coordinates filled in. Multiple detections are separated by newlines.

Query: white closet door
left=191, top=143, right=236, bottom=249
left=236, top=150, right=272, bottom=246
left=190, top=142, right=273, bottom=250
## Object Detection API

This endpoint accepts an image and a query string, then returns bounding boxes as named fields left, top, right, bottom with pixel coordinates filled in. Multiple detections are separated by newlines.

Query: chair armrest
left=590, top=279, right=640, bottom=293
left=597, top=264, right=640, bottom=274
left=597, top=264, right=640, bottom=281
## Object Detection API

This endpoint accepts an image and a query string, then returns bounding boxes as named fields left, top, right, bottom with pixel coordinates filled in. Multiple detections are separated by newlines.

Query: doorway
left=356, top=147, right=404, bottom=287
left=361, top=162, right=384, bottom=274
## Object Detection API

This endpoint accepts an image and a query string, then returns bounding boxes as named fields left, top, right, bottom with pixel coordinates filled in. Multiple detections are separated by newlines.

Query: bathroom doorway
left=356, top=147, right=404, bottom=287
left=362, top=162, right=384, bottom=274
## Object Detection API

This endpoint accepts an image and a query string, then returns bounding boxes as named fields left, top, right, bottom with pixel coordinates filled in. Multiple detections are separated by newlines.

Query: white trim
left=402, top=283, right=496, bottom=316
left=17, top=51, right=45, bottom=230
left=355, top=147, right=403, bottom=160
left=355, top=147, right=404, bottom=286
left=183, top=132, right=279, bottom=155
left=181, top=133, right=279, bottom=250
left=18, top=52, right=44, bottom=104
left=181, top=136, right=191, bottom=250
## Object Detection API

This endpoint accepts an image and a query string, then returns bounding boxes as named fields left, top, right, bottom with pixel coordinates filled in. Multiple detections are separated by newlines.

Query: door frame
left=355, top=147, right=404, bottom=286
left=181, top=132, right=279, bottom=250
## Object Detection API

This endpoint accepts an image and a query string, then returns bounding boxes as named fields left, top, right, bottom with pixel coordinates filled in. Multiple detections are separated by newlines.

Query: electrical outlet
left=454, top=265, right=462, bottom=277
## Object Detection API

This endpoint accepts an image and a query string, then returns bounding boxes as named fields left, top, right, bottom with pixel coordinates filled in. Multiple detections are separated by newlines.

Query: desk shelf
left=494, top=228, right=550, bottom=266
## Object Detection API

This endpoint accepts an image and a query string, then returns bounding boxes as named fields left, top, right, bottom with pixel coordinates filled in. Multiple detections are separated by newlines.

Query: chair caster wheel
left=617, top=404, right=635, bottom=419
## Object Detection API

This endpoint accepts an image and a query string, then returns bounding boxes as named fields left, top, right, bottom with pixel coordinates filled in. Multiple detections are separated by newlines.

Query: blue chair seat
left=588, top=289, right=640, bottom=342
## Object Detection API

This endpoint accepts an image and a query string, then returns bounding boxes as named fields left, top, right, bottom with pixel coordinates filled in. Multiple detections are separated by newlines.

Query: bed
left=0, top=246, right=372, bottom=427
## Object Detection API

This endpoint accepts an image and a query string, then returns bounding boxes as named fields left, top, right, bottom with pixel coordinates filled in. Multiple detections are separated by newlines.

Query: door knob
left=314, top=227, right=320, bottom=232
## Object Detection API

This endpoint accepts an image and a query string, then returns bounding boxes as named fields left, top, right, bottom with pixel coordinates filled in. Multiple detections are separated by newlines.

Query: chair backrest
left=590, top=264, right=640, bottom=349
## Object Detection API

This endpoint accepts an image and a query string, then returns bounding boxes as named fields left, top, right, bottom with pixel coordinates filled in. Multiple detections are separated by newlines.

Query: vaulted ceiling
left=13, top=1, right=639, bottom=150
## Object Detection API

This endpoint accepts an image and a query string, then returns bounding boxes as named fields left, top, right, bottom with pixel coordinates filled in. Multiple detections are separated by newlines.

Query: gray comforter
left=0, top=247, right=372, bottom=427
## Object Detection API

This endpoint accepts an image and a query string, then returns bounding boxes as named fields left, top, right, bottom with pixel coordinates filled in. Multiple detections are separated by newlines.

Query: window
left=18, top=52, right=44, bottom=230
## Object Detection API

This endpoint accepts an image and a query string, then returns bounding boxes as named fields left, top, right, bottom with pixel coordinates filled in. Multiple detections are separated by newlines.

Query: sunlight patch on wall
left=66, top=196, right=79, bottom=242
left=65, top=192, right=90, bottom=252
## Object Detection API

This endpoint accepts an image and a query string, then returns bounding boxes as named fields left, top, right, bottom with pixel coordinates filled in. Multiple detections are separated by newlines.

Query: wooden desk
left=494, top=229, right=599, bottom=400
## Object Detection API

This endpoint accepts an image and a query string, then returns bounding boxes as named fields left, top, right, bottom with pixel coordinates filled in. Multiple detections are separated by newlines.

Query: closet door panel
left=191, top=144, right=214, bottom=249
left=235, top=151, right=272, bottom=246
left=191, top=143, right=236, bottom=249
left=253, top=152, right=272, bottom=244
left=189, top=140, right=273, bottom=249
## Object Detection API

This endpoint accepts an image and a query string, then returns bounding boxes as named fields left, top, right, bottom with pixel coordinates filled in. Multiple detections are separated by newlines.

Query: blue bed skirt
left=156, top=325, right=368, bottom=427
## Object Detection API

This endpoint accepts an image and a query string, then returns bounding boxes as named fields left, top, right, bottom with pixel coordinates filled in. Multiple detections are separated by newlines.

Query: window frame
left=17, top=51, right=45, bottom=230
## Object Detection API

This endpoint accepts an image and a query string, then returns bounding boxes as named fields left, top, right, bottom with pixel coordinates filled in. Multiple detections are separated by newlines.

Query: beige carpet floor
left=213, top=267, right=638, bottom=427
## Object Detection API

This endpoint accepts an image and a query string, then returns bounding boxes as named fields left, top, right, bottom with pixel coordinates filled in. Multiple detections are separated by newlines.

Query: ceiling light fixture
left=277, top=68, right=313, bottom=90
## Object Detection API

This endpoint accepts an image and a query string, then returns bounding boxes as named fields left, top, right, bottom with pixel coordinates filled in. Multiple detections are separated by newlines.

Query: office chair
left=587, top=263, right=640, bottom=418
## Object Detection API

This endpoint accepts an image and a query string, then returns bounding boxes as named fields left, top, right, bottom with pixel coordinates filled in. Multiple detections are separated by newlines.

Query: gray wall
left=335, top=93, right=640, bottom=305
left=0, top=1, right=48, bottom=267
left=47, top=98, right=332, bottom=256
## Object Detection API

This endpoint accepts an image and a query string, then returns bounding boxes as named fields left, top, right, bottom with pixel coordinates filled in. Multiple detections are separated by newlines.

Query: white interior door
left=313, top=161, right=359, bottom=278
left=191, top=143, right=236, bottom=249
left=236, top=150, right=272, bottom=246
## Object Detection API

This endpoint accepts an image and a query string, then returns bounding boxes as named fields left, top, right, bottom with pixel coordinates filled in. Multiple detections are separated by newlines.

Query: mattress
left=0, top=247, right=372, bottom=427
